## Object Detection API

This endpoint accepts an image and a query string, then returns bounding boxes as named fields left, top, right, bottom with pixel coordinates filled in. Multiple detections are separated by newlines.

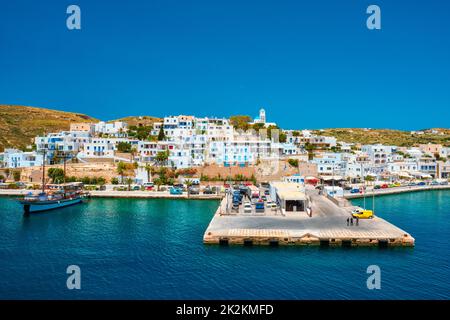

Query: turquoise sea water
left=0, top=191, right=449, bottom=299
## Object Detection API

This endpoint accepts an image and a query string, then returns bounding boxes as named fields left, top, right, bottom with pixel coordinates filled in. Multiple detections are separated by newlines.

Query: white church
left=251, top=108, right=277, bottom=128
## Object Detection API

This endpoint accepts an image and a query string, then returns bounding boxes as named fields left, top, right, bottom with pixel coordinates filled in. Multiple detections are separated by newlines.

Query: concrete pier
left=203, top=190, right=415, bottom=247
left=344, top=184, right=450, bottom=199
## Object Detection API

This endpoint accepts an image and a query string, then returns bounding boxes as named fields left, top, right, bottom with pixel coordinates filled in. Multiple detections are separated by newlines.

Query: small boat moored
left=20, top=182, right=89, bottom=214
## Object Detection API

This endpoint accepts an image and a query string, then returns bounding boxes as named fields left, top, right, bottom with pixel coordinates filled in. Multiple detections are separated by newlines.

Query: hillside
left=1, top=105, right=449, bottom=152
left=314, top=128, right=450, bottom=147
left=114, top=115, right=161, bottom=127
left=0, top=105, right=98, bottom=151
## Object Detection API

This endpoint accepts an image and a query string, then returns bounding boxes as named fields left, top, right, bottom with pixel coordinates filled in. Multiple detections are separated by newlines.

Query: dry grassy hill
left=114, top=115, right=161, bottom=127
left=314, top=128, right=450, bottom=147
left=2, top=105, right=449, bottom=152
left=0, top=105, right=98, bottom=151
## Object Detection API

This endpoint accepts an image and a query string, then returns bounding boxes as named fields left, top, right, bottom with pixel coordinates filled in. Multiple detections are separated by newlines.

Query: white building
left=312, top=153, right=346, bottom=176
left=440, top=147, right=450, bottom=159
left=2, top=149, right=44, bottom=168
left=282, top=143, right=303, bottom=156
left=221, top=132, right=281, bottom=166
left=309, top=136, right=337, bottom=148
left=418, top=157, right=438, bottom=178
left=77, top=138, right=139, bottom=160
left=404, top=148, right=423, bottom=159
left=78, top=139, right=115, bottom=158
left=344, top=162, right=372, bottom=179
left=35, top=131, right=91, bottom=163
left=361, top=144, right=396, bottom=164
left=94, top=121, right=128, bottom=135
left=250, top=108, right=277, bottom=127
left=387, top=160, right=419, bottom=175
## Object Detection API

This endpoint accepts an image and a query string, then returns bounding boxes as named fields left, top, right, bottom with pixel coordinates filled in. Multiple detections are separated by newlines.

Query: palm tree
left=156, top=150, right=169, bottom=166
left=131, top=146, right=138, bottom=162
left=154, top=178, right=163, bottom=191
left=117, top=161, right=126, bottom=183
left=185, top=179, right=193, bottom=198
left=144, top=163, right=153, bottom=183
left=125, top=177, right=133, bottom=191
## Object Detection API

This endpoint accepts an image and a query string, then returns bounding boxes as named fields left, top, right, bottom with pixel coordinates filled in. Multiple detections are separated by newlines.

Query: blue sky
left=0, top=0, right=449, bottom=129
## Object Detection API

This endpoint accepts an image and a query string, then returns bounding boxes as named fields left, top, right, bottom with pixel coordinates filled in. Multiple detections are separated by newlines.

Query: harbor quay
left=203, top=184, right=415, bottom=247
left=0, top=189, right=223, bottom=200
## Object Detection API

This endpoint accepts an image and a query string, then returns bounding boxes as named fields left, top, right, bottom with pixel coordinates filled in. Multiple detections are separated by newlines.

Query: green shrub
left=12, top=170, right=21, bottom=182
left=288, top=159, right=299, bottom=167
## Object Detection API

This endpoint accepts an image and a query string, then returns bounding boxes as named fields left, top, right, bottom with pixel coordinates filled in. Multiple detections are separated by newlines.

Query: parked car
left=203, top=187, right=214, bottom=194
left=374, top=185, right=381, bottom=190
left=261, top=195, right=267, bottom=201
left=381, top=184, right=389, bottom=189
left=143, top=182, right=154, bottom=191
left=169, top=187, right=183, bottom=195
left=243, top=202, right=252, bottom=214
left=132, top=185, right=141, bottom=191
left=430, top=181, right=439, bottom=186
left=352, top=209, right=374, bottom=219
left=231, top=202, right=239, bottom=212
left=16, top=182, right=26, bottom=188
left=266, top=201, right=277, bottom=211
left=350, top=188, right=360, bottom=194
left=239, top=186, right=249, bottom=195
left=407, top=182, right=417, bottom=186
left=418, top=181, right=426, bottom=186
left=233, top=193, right=243, bottom=205
left=439, top=181, right=449, bottom=185
left=188, top=186, right=200, bottom=195
left=255, top=200, right=265, bottom=213
left=264, top=189, right=270, bottom=195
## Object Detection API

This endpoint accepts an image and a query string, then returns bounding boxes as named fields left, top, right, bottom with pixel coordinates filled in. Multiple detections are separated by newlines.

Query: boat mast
left=41, top=149, right=46, bottom=193
left=63, top=155, right=66, bottom=184
left=56, top=151, right=70, bottom=197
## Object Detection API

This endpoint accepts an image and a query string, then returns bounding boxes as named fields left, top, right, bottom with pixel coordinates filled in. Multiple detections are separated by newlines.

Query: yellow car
left=352, top=209, right=374, bottom=219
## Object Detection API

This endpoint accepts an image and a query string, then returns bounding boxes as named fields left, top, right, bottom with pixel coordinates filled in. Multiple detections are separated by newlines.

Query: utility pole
left=373, top=187, right=375, bottom=214
left=361, top=162, right=366, bottom=209
left=332, top=164, right=335, bottom=196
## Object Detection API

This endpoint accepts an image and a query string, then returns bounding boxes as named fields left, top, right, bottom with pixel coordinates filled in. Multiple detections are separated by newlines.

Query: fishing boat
left=18, top=149, right=89, bottom=214
left=20, top=182, right=89, bottom=214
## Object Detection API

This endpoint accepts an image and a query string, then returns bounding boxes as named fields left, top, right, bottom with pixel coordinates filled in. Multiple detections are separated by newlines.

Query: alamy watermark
left=66, top=5, right=81, bottom=30
left=64, top=5, right=380, bottom=31
left=366, top=265, right=381, bottom=290
left=367, top=5, right=381, bottom=30
left=66, top=265, right=81, bottom=290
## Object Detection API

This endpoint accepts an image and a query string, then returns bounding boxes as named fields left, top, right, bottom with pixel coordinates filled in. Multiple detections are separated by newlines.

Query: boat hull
left=21, top=197, right=83, bottom=214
